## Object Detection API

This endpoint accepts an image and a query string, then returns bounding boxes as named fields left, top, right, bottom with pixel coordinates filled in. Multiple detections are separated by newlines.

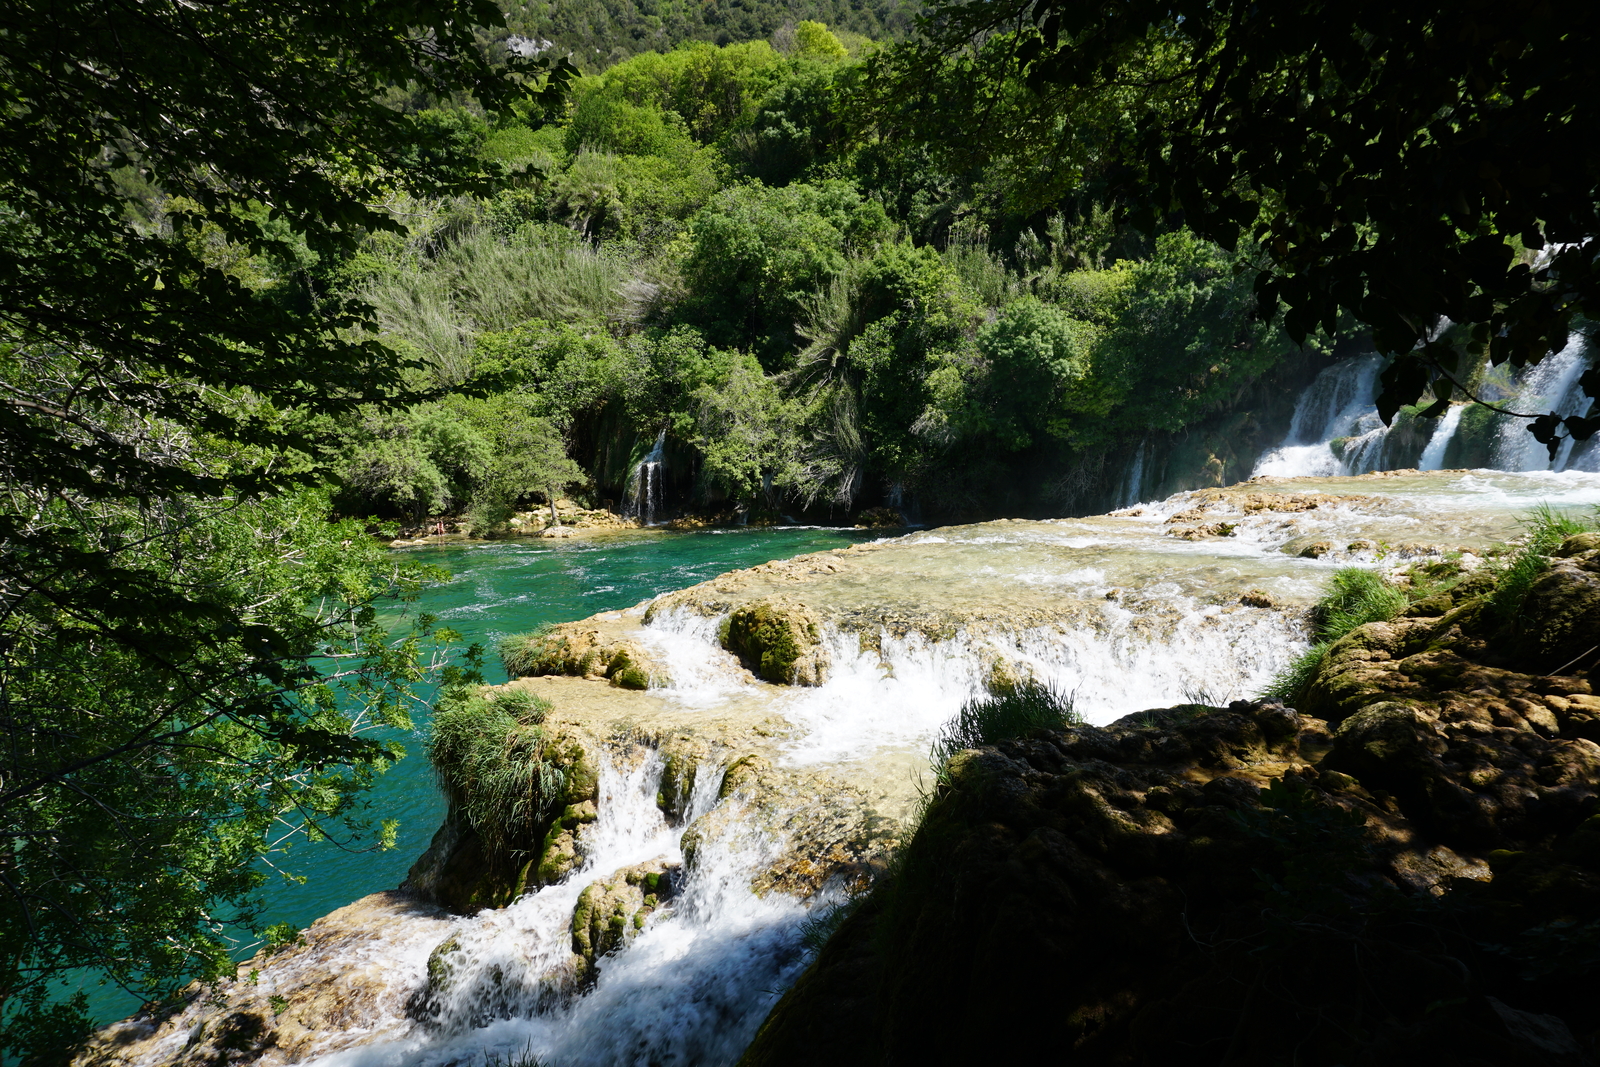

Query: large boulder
left=743, top=682, right=1600, bottom=1066
left=722, top=597, right=830, bottom=686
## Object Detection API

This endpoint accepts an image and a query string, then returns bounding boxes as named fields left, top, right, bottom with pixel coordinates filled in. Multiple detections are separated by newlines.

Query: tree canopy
left=883, top=0, right=1600, bottom=450
left=0, top=2, right=573, bottom=1057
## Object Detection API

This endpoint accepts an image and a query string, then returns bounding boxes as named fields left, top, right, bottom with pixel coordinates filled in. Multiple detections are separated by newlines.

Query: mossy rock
left=723, top=597, right=829, bottom=685
left=570, top=861, right=680, bottom=985
left=425, top=933, right=461, bottom=996
left=657, top=750, right=698, bottom=821
left=501, top=625, right=671, bottom=689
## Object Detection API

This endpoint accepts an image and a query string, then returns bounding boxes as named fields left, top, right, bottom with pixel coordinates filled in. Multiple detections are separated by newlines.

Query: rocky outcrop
left=405, top=723, right=600, bottom=913
left=74, top=893, right=454, bottom=1067
left=741, top=549, right=1600, bottom=1067
left=502, top=621, right=671, bottom=690
left=571, top=860, right=680, bottom=985
left=724, top=597, right=830, bottom=685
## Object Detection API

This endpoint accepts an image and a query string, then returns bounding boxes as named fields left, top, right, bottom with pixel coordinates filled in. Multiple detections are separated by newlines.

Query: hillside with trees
left=315, top=18, right=1338, bottom=532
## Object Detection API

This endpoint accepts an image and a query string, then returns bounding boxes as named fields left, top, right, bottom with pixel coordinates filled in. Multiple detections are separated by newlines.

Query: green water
left=85, top=526, right=877, bottom=1023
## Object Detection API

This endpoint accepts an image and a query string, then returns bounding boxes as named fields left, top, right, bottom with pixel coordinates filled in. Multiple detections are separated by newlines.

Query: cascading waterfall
left=1418, top=403, right=1465, bottom=471
left=317, top=749, right=811, bottom=1067
left=1252, top=355, right=1386, bottom=477
left=1255, top=341, right=1597, bottom=477
left=623, top=431, right=667, bottom=525
left=1492, top=336, right=1598, bottom=473
left=99, top=466, right=1600, bottom=1067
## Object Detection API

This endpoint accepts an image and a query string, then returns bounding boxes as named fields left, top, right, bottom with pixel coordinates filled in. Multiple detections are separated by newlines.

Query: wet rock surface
left=742, top=563, right=1600, bottom=1067
left=570, top=860, right=679, bottom=985
left=74, top=893, right=453, bottom=1067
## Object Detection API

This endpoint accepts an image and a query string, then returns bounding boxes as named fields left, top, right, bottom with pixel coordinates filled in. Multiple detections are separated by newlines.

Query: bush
left=427, top=687, right=562, bottom=860
left=930, top=681, right=1079, bottom=768
left=1262, top=568, right=1408, bottom=703
left=1489, top=504, right=1593, bottom=621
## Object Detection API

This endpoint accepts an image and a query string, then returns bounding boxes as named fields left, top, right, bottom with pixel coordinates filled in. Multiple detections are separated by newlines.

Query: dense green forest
left=497, top=0, right=916, bottom=69
left=295, top=18, right=1340, bottom=531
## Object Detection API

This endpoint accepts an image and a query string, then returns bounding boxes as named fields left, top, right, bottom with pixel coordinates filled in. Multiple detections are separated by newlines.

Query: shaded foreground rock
left=742, top=551, right=1600, bottom=1067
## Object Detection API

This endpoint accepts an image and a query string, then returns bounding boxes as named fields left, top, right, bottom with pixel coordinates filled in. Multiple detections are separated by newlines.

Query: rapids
left=80, top=341, right=1600, bottom=1066
left=81, top=467, right=1600, bottom=1067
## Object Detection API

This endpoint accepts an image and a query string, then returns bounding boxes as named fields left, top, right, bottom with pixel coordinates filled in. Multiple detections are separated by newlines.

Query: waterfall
left=314, top=749, right=810, bottom=1067
left=1120, top=441, right=1149, bottom=507
left=1491, top=337, right=1596, bottom=473
left=1252, top=355, right=1386, bottom=477
left=1255, top=342, right=1597, bottom=478
left=1418, top=403, right=1465, bottom=471
left=624, top=431, right=667, bottom=525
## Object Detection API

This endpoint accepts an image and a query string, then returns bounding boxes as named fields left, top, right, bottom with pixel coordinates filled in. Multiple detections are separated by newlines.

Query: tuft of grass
left=1313, top=568, right=1409, bottom=642
left=1261, top=567, right=1408, bottom=704
left=799, top=896, right=863, bottom=953
left=1488, top=504, right=1592, bottom=621
left=427, top=687, right=562, bottom=860
left=930, top=681, right=1080, bottom=770
left=498, top=626, right=554, bottom=677
left=480, top=1045, right=545, bottom=1067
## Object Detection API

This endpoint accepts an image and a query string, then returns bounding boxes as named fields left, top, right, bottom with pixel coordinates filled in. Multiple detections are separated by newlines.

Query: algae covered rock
left=570, top=860, right=680, bottom=985
left=501, top=622, right=672, bottom=690
left=406, top=712, right=602, bottom=913
left=723, top=596, right=829, bottom=685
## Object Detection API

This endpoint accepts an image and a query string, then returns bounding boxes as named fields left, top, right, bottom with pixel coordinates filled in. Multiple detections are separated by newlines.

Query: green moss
left=724, top=599, right=819, bottom=683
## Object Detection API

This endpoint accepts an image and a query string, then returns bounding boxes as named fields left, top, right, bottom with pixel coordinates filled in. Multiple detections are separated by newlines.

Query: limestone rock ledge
left=741, top=547, right=1600, bottom=1067
left=74, top=892, right=453, bottom=1067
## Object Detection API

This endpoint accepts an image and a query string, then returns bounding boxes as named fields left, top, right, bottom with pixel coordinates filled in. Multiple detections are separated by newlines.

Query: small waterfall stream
left=623, top=431, right=667, bottom=526
left=318, top=750, right=809, bottom=1067
left=1491, top=338, right=1598, bottom=472
left=1419, top=404, right=1465, bottom=471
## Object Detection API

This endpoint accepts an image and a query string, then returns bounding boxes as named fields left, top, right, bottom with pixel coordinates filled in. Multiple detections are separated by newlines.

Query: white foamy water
left=1494, top=338, right=1598, bottom=473
left=311, top=749, right=809, bottom=1067
left=1419, top=403, right=1465, bottom=471
left=634, top=606, right=750, bottom=706
left=771, top=601, right=1306, bottom=765
left=1253, top=354, right=1386, bottom=478
left=134, top=458, right=1600, bottom=1067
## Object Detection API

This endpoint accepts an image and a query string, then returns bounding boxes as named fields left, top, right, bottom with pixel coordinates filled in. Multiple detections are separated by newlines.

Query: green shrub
left=1261, top=568, right=1407, bottom=704
left=930, top=681, right=1079, bottom=769
left=1489, top=504, right=1593, bottom=621
left=427, top=687, right=562, bottom=860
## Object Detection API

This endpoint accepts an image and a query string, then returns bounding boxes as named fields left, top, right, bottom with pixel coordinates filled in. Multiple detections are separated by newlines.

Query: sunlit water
left=81, top=527, right=877, bottom=1026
